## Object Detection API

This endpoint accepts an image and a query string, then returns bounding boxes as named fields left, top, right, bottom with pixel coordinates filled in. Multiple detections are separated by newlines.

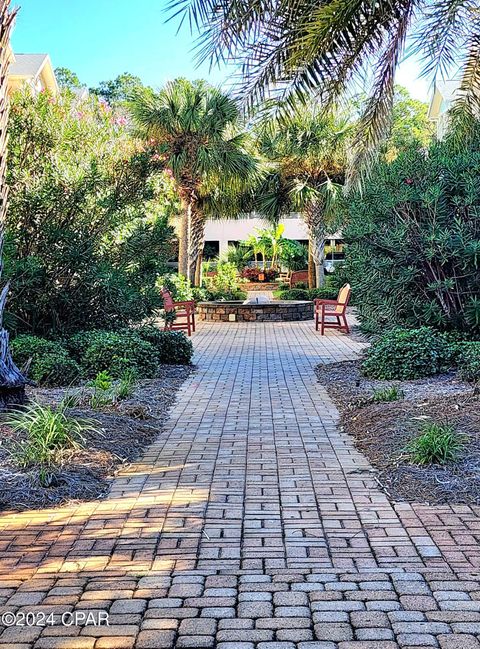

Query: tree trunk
left=0, top=0, right=26, bottom=409
left=188, top=207, right=205, bottom=286
left=305, top=200, right=326, bottom=289
left=194, top=250, right=203, bottom=287
left=308, top=241, right=316, bottom=289
left=177, top=206, right=189, bottom=278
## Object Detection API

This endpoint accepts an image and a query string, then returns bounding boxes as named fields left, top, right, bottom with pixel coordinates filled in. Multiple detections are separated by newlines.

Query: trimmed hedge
left=11, top=335, right=81, bottom=386
left=76, top=331, right=159, bottom=378
left=456, top=341, right=480, bottom=382
left=361, top=327, right=451, bottom=380
left=135, top=326, right=193, bottom=365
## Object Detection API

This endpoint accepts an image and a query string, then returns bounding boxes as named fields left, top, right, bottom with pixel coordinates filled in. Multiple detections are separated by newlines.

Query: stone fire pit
left=197, top=300, right=313, bottom=322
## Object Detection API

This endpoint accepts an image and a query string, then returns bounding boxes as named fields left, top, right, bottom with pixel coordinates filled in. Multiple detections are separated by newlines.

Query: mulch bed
left=315, top=360, right=480, bottom=505
left=0, top=365, right=192, bottom=512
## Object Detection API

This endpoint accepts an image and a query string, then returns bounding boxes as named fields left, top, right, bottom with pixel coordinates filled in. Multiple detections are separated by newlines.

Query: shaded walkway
left=1, top=322, right=480, bottom=648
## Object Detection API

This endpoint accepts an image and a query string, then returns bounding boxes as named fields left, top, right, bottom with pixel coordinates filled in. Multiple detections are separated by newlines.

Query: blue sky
left=11, top=0, right=432, bottom=101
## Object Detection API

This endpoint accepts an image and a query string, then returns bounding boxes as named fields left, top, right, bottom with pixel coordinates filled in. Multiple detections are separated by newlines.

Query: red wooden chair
left=161, top=288, right=196, bottom=336
left=314, top=284, right=351, bottom=335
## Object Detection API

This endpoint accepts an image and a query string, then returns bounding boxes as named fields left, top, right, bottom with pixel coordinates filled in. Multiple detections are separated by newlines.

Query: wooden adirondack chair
left=161, top=288, right=196, bottom=336
left=314, top=284, right=351, bottom=335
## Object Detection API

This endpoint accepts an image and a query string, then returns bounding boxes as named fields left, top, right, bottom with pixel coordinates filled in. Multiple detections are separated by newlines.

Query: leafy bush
left=204, top=262, right=247, bottom=300
left=343, top=135, right=480, bottom=334
left=361, top=327, right=451, bottom=380
left=309, top=286, right=339, bottom=300
left=30, top=354, right=81, bottom=387
left=10, top=335, right=81, bottom=386
left=77, top=331, right=158, bottom=378
left=5, top=88, right=176, bottom=336
left=135, top=326, right=193, bottom=365
left=279, top=240, right=308, bottom=271
left=406, top=422, right=466, bottom=465
left=5, top=399, right=96, bottom=479
left=158, top=273, right=194, bottom=301
left=456, top=341, right=480, bottom=382
left=278, top=289, right=310, bottom=300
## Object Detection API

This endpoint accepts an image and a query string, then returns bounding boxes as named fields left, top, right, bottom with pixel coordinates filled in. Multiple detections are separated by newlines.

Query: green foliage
left=371, top=386, right=404, bottom=403
left=222, top=244, right=253, bottom=271
left=10, top=335, right=81, bottom=387
left=279, top=240, right=308, bottom=272
left=344, top=135, right=480, bottom=334
left=406, top=422, right=466, bottom=466
left=158, top=273, right=194, bottom=301
left=135, top=326, right=193, bottom=365
left=55, top=67, right=82, bottom=90
left=203, top=262, right=247, bottom=300
left=90, top=72, right=146, bottom=105
left=5, top=399, right=95, bottom=474
left=78, top=331, right=158, bottom=378
left=5, top=88, right=176, bottom=336
left=361, top=328, right=451, bottom=380
left=456, top=342, right=480, bottom=382
left=278, top=289, right=310, bottom=300
left=277, top=284, right=338, bottom=300
left=88, top=369, right=137, bottom=408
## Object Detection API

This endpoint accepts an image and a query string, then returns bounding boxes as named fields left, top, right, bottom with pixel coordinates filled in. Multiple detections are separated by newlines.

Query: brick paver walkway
left=1, top=321, right=480, bottom=648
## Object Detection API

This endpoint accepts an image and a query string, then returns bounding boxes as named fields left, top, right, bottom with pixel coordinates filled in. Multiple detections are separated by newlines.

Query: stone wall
left=197, top=301, right=313, bottom=322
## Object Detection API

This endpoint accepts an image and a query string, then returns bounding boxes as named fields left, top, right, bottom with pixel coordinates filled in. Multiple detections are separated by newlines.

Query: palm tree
left=129, top=79, right=260, bottom=283
left=169, top=0, right=480, bottom=179
left=255, top=107, right=353, bottom=287
left=0, top=0, right=26, bottom=407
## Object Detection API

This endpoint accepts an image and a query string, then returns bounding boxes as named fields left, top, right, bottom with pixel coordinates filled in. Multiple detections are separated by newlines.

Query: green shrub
left=456, top=341, right=480, bottom=382
left=308, top=286, right=339, bottom=300
left=10, top=335, right=81, bottom=386
left=371, top=385, right=404, bottom=402
left=31, top=353, right=81, bottom=387
left=78, top=331, right=159, bottom=378
left=343, top=137, right=480, bottom=334
left=361, top=327, right=451, bottom=380
left=406, top=422, right=466, bottom=465
left=204, top=262, right=247, bottom=300
left=135, top=326, right=193, bottom=365
left=11, top=335, right=66, bottom=366
left=278, top=289, right=310, bottom=300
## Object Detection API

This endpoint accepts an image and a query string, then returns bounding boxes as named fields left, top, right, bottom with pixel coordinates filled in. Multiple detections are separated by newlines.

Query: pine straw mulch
left=315, top=360, right=480, bottom=505
left=0, top=365, right=193, bottom=512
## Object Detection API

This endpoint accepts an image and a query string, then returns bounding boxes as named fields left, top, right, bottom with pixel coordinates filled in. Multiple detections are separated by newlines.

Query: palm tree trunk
left=0, top=0, right=26, bottom=409
left=194, top=250, right=203, bottom=287
left=308, top=241, right=316, bottom=289
left=305, top=200, right=326, bottom=288
left=177, top=208, right=189, bottom=278
left=188, top=207, right=205, bottom=286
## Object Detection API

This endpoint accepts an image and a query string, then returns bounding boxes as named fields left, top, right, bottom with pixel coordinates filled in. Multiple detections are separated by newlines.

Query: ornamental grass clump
left=406, top=422, right=466, bottom=466
left=5, top=398, right=97, bottom=474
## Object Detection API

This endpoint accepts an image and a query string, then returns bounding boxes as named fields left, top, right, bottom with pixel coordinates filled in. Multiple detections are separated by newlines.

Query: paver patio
left=1, top=321, right=480, bottom=648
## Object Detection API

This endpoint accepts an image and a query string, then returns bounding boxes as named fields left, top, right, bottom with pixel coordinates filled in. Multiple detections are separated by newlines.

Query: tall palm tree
left=129, top=78, right=260, bottom=283
left=255, top=107, right=353, bottom=287
left=0, top=0, right=26, bottom=407
left=169, top=0, right=480, bottom=180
